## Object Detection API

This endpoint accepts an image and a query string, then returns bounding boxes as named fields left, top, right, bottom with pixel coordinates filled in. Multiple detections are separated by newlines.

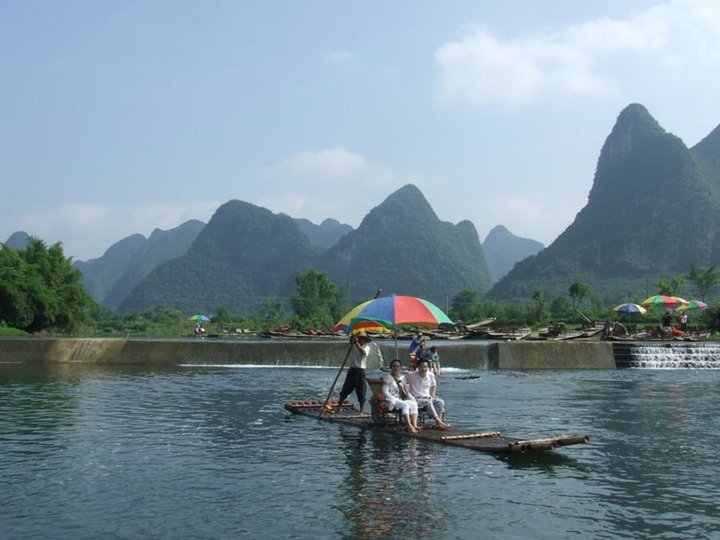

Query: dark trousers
left=339, top=367, right=367, bottom=407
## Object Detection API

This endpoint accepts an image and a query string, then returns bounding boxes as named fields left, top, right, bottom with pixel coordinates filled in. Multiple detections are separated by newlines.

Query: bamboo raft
left=284, top=400, right=590, bottom=454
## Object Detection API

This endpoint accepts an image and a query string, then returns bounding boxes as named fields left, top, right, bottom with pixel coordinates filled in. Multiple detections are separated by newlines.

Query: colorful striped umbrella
left=188, top=314, right=210, bottom=322
left=332, top=295, right=453, bottom=335
left=639, top=295, right=683, bottom=310
left=676, top=300, right=708, bottom=313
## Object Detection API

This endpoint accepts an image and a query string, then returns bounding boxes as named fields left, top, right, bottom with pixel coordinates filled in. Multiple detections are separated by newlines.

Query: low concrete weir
left=0, top=337, right=617, bottom=369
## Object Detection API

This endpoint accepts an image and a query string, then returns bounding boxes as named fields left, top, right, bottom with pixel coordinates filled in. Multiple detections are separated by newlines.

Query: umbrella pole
left=318, top=342, right=354, bottom=418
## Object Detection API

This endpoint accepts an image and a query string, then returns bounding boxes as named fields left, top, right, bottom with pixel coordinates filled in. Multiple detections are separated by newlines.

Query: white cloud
left=266, top=147, right=366, bottom=177
left=435, top=0, right=720, bottom=107
left=255, top=147, right=401, bottom=226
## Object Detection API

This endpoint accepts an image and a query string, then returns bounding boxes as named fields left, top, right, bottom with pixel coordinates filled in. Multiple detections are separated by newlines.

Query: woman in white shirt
left=382, top=359, right=419, bottom=433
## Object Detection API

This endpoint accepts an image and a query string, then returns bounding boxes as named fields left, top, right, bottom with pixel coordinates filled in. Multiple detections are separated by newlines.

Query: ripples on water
left=2, top=363, right=720, bottom=539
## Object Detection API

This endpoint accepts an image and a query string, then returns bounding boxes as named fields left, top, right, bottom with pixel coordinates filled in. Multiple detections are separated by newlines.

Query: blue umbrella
left=613, top=303, right=647, bottom=315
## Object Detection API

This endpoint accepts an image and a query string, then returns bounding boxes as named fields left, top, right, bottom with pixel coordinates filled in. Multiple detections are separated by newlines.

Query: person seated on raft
left=382, top=359, right=419, bottom=433
left=406, top=358, right=449, bottom=430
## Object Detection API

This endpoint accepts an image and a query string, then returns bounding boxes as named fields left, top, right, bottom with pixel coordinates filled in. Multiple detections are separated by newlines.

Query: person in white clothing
left=406, top=358, right=448, bottom=429
left=382, top=359, right=419, bottom=433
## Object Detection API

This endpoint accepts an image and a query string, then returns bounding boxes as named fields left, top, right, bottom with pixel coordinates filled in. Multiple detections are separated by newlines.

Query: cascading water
left=623, top=343, right=720, bottom=369
left=372, top=342, right=386, bottom=368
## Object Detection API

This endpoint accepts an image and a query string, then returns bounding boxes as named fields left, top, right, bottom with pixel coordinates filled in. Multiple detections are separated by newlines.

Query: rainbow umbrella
left=640, top=295, right=683, bottom=310
left=676, top=300, right=708, bottom=313
left=613, top=303, right=647, bottom=315
left=188, top=314, right=210, bottom=322
left=332, top=294, right=453, bottom=335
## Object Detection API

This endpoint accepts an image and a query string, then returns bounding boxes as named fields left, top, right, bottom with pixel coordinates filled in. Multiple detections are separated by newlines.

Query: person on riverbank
left=406, top=358, right=448, bottom=429
left=382, top=359, right=419, bottom=433
left=679, top=312, right=688, bottom=331
left=661, top=310, right=673, bottom=337
left=334, top=332, right=372, bottom=415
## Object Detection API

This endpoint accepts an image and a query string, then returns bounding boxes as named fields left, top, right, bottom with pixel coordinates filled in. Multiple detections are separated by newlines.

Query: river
left=1, top=361, right=719, bottom=539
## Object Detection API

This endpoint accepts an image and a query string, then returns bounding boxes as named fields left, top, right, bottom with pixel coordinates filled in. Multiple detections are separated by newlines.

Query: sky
left=3, top=0, right=720, bottom=261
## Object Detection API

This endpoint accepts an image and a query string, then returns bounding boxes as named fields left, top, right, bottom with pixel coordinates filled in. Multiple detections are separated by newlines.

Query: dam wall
left=0, top=337, right=616, bottom=370
left=493, top=341, right=614, bottom=370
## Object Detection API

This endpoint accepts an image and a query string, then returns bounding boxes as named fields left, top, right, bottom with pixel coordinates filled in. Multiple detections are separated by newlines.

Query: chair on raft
left=366, top=377, right=427, bottom=428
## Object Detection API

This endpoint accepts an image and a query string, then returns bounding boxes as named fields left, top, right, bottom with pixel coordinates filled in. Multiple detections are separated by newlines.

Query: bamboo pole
left=318, top=342, right=354, bottom=418
left=319, top=288, right=383, bottom=418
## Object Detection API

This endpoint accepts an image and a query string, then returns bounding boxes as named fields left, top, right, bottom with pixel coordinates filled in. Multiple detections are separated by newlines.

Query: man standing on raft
left=333, top=331, right=372, bottom=415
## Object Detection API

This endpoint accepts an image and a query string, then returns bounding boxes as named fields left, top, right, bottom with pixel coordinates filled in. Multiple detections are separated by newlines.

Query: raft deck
left=285, top=400, right=589, bottom=454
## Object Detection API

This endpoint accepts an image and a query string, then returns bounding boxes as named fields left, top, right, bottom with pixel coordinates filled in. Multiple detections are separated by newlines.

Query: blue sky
left=3, top=0, right=720, bottom=260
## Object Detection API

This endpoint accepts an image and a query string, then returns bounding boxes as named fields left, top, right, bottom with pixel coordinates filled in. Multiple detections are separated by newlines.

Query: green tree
left=549, top=297, right=573, bottom=321
left=290, top=269, right=341, bottom=329
left=260, top=296, right=285, bottom=325
left=686, top=265, right=719, bottom=301
left=0, top=238, right=95, bottom=333
left=529, top=288, right=549, bottom=325
left=0, top=246, right=37, bottom=329
left=213, top=306, right=230, bottom=325
left=657, top=276, right=684, bottom=297
left=568, top=283, right=589, bottom=310
left=451, top=289, right=478, bottom=313
left=450, top=289, right=479, bottom=321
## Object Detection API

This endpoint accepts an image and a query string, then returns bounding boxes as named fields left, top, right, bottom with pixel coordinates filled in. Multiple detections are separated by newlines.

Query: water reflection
left=495, top=451, right=584, bottom=471
left=334, top=428, right=450, bottom=539
left=573, top=372, right=720, bottom=538
left=3, top=364, right=720, bottom=539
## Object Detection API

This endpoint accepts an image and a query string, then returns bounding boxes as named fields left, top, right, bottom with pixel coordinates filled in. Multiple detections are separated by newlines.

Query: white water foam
left=630, top=344, right=720, bottom=369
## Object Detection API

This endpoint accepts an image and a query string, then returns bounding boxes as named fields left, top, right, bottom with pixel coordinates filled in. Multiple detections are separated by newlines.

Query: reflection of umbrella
left=332, top=294, right=453, bottom=334
left=676, top=300, right=708, bottom=312
left=640, top=295, right=683, bottom=309
left=613, top=303, right=647, bottom=315
left=188, top=314, right=210, bottom=322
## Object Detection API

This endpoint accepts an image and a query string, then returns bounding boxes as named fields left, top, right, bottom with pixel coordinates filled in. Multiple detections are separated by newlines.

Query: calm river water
left=1, top=361, right=719, bottom=539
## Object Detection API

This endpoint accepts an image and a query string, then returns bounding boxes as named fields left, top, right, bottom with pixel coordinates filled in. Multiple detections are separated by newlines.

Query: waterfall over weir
left=613, top=342, right=720, bottom=369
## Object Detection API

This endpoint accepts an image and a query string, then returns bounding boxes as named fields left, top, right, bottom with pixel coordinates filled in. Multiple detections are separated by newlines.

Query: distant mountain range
left=4, top=186, right=538, bottom=315
left=74, top=220, right=205, bottom=309
left=116, top=185, right=496, bottom=315
left=9, top=102, right=714, bottom=313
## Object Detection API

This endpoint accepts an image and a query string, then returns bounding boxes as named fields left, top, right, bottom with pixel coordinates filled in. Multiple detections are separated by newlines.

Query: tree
left=656, top=276, right=684, bottom=297
left=568, top=283, right=589, bottom=310
left=529, top=288, right=549, bottom=324
left=549, top=296, right=573, bottom=321
left=290, top=269, right=341, bottom=329
left=686, top=265, right=720, bottom=301
left=450, top=289, right=479, bottom=321
left=0, top=238, right=95, bottom=333
left=261, top=296, right=285, bottom=325
left=451, top=289, right=478, bottom=313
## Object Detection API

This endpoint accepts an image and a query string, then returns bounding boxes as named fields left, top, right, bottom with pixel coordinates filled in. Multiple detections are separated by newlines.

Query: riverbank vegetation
left=1, top=240, right=718, bottom=337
